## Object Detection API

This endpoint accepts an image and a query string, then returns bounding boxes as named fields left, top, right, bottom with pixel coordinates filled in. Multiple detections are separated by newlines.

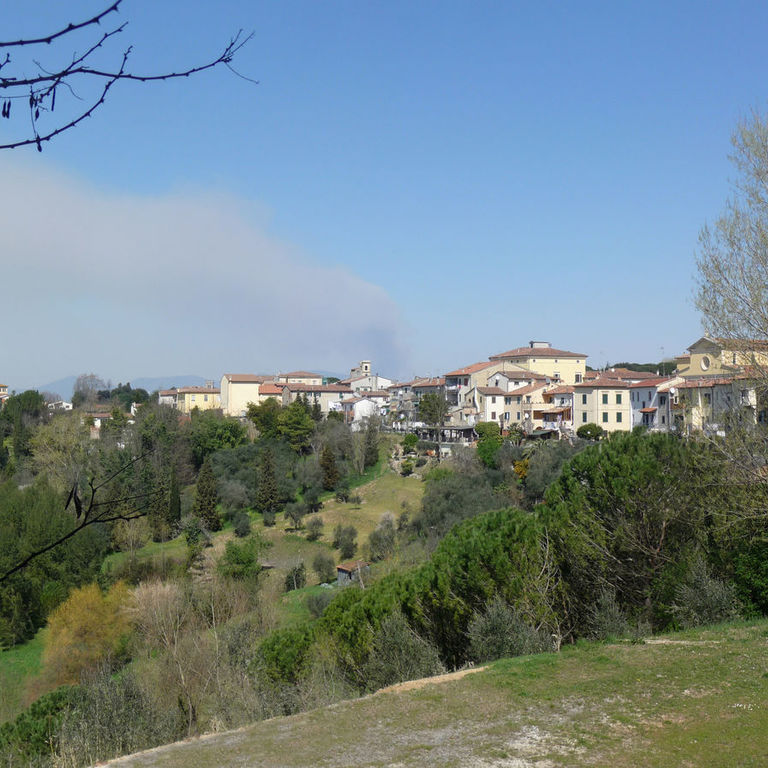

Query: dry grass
left=105, top=620, right=768, bottom=768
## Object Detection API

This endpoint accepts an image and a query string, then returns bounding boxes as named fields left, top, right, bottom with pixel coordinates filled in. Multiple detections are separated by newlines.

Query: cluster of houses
left=4, top=337, right=765, bottom=443
left=154, top=336, right=767, bottom=442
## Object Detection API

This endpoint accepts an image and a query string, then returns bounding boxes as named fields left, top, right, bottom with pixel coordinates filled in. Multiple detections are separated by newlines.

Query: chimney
left=529, top=341, right=551, bottom=349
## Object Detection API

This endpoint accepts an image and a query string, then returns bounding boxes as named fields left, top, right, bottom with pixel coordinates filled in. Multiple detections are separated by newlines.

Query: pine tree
left=319, top=443, right=340, bottom=490
left=193, top=459, right=220, bottom=532
left=363, top=418, right=380, bottom=469
left=310, top=399, right=323, bottom=422
left=256, top=448, right=279, bottom=518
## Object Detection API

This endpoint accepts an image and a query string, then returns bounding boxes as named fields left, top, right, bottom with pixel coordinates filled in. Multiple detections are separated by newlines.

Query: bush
left=361, top=611, right=444, bottom=692
left=367, top=514, right=396, bottom=562
left=585, top=589, right=630, bottom=640
left=305, top=515, right=323, bottom=541
left=468, top=597, right=552, bottom=663
left=285, top=562, right=307, bottom=592
left=334, top=480, right=351, bottom=503
left=56, top=666, right=183, bottom=767
left=576, top=423, right=604, bottom=441
left=672, top=557, right=742, bottom=629
left=313, top=552, right=336, bottom=584
left=233, top=512, right=251, bottom=538
left=262, top=508, right=276, bottom=527
left=306, top=591, right=333, bottom=619
left=400, top=460, right=414, bottom=477
left=402, top=433, right=418, bottom=453
left=218, top=479, right=251, bottom=515
left=415, top=457, right=427, bottom=467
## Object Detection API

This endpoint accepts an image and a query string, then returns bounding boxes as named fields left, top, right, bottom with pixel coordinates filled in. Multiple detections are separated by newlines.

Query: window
left=575, top=373, right=582, bottom=383
left=648, top=391, right=652, bottom=400
left=491, top=411, right=496, bottom=420
left=505, top=397, right=511, bottom=405
left=516, top=396, right=521, bottom=403
left=491, top=396, right=496, bottom=404
left=526, top=396, right=531, bottom=403
left=582, top=394, right=587, bottom=405
left=616, top=394, right=622, bottom=405
left=703, top=393, right=711, bottom=404
left=602, top=393, right=608, bottom=405
left=602, top=412, right=608, bottom=423
left=660, top=395, right=667, bottom=405
left=191, top=395, right=196, bottom=402
left=582, top=412, right=587, bottom=423
left=204, top=394, right=208, bottom=402
left=616, top=412, right=622, bottom=423
left=554, top=372, right=560, bottom=380
left=516, top=412, right=521, bottom=420
left=661, top=415, right=666, bottom=424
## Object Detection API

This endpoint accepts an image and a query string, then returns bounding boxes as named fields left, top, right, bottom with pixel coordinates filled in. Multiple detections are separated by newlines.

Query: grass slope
left=0, top=629, right=46, bottom=723
left=107, top=621, right=768, bottom=768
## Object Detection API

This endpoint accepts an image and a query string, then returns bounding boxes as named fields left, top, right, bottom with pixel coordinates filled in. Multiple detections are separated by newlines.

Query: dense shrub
left=305, top=515, right=323, bottom=541
left=233, top=512, right=252, bottom=538
left=672, top=557, right=742, bottom=628
left=360, top=610, right=444, bottom=692
left=367, top=514, right=396, bottom=562
left=468, top=597, right=552, bottom=662
left=306, top=590, right=333, bottom=619
left=585, top=589, right=630, bottom=640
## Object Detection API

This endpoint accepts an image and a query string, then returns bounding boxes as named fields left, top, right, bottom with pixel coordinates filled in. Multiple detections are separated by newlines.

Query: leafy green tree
left=576, top=423, right=604, bottom=441
left=319, top=443, right=340, bottom=490
left=475, top=421, right=503, bottom=468
left=402, top=433, right=418, bottom=453
left=192, top=459, right=220, bottom=531
left=188, top=410, right=247, bottom=468
left=246, top=398, right=282, bottom=440
left=285, top=501, right=308, bottom=530
left=303, top=483, right=323, bottom=514
left=277, top=400, right=316, bottom=452
left=418, top=393, right=449, bottom=461
left=218, top=535, right=266, bottom=582
left=367, top=514, right=396, bottom=561
left=284, top=562, right=307, bottom=592
left=312, top=551, right=336, bottom=583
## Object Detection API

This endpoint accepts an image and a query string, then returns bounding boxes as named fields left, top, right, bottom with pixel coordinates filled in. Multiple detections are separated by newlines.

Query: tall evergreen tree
left=311, top=399, right=323, bottom=422
left=193, top=459, right=220, bottom=532
left=256, top=448, right=279, bottom=519
left=166, top=464, right=181, bottom=533
left=320, top=443, right=340, bottom=490
left=363, top=418, right=380, bottom=469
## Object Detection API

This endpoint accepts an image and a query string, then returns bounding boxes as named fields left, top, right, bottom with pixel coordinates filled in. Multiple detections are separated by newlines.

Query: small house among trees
left=336, top=560, right=370, bottom=587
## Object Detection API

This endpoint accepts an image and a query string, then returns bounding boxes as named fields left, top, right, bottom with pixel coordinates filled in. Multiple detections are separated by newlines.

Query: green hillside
left=106, top=620, right=768, bottom=768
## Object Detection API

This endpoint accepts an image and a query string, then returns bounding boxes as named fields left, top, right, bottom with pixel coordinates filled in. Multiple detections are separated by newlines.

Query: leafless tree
left=0, top=1, right=253, bottom=151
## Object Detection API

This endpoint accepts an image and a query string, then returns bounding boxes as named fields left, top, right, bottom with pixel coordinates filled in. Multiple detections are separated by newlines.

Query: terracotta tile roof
left=492, top=370, right=548, bottom=381
left=508, top=382, right=547, bottom=395
left=279, top=370, right=323, bottom=378
left=365, top=390, right=391, bottom=398
left=285, top=383, right=352, bottom=393
left=223, top=374, right=274, bottom=383
left=412, top=377, right=445, bottom=388
left=627, top=377, right=674, bottom=388
left=639, top=407, right=658, bottom=413
left=259, top=383, right=286, bottom=395
left=676, top=376, right=742, bottom=389
left=573, top=376, right=632, bottom=389
left=445, top=361, right=497, bottom=377
left=158, top=389, right=177, bottom=396
left=546, top=385, right=574, bottom=395
left=477, top=386, right=507, bottom=396
left=489, top=345, right=586, bottom=360
left=336, top=560, right=369, bottom=573
left=176, top=386, right=220, bottom=395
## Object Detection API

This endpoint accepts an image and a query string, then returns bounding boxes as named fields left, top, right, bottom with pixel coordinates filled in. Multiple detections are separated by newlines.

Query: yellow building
left=489, top=341, right=587, bottom=384
left=175, top=386, right=221, bottom=414
left=572, top=376, right=632, bottom=432
left=277, top=370, right=324, bottom=385
left=677, top=336, right=768, bottom=378
left=220, top=374, right=275, bottom=417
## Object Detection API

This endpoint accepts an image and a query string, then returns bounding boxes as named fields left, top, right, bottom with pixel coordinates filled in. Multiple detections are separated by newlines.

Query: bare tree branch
left=0, top=4, right=254, bottom=150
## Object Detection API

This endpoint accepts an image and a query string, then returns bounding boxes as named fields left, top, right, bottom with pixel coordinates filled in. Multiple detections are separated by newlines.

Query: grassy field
left=107, top=620, right=768, bottom=767
left=0, top=629, right=46, bottom=723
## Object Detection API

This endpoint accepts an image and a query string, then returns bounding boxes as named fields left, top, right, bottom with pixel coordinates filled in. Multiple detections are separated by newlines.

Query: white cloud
left=1, top=159, right=410, bottom=388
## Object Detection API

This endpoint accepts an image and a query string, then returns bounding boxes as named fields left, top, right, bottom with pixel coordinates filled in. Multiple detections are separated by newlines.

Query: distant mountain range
left=36, top=375, right=211, bottom=400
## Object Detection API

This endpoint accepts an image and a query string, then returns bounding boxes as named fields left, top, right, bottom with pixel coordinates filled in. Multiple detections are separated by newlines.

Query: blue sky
left=4, top=1, right=768, bottom=390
